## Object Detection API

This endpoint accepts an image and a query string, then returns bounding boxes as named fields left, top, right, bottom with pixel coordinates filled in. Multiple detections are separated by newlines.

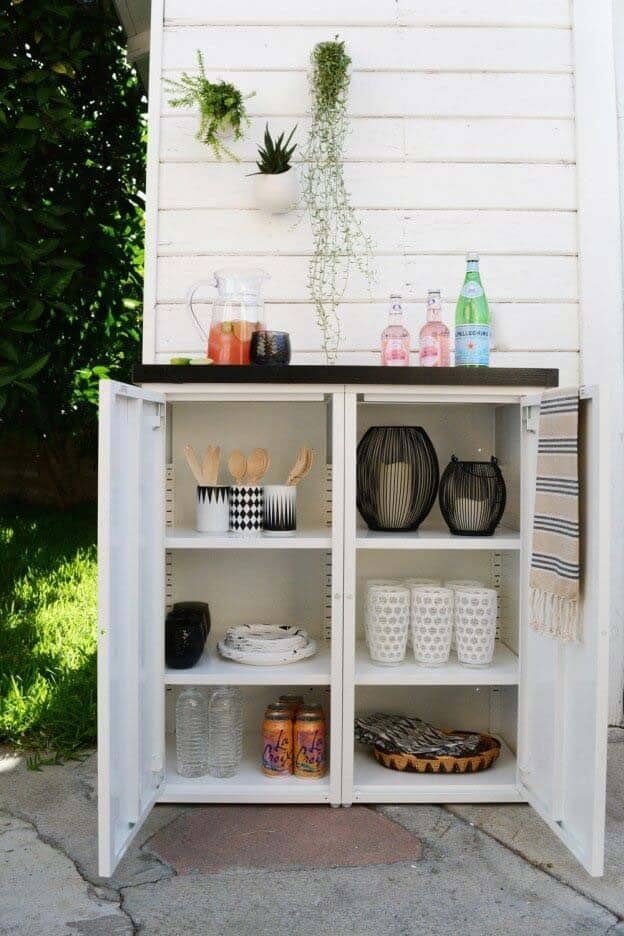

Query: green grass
left=0, top=504, right=98, bottom=755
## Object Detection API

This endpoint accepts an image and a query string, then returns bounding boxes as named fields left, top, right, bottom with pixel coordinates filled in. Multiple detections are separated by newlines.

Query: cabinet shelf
left=352, top=738, right=520, bottom=803
left=354, top=641, right=519, bottom=686
left=166, top=527, right=332, bottom=550
left=160, top=734, right=330, bottom=804
left=165, top=643, right=332, bottom=686
left=355, top=527, right=521, bottom=550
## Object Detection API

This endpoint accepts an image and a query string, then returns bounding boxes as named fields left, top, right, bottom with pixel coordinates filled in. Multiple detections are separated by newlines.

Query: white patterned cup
left=410, top=586, right=454, bottom=666
left=364, top=580, right=402, bottom=643
left=229, top=485, right=264, bottom=534
left=454, top=587, right=498, bottom=667
left=263, top=485, right=296, bottom=536
left=196, top=486, right=230, bottom=533
left=403, top=579, right=442, bottom=651
left=365, top=585, right=410, bottom=665
left=444, top=580, right=486, bottom=651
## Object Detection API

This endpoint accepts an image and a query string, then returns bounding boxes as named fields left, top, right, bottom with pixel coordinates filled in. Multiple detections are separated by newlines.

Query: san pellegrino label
left=455, top=254, right=490, bottom=367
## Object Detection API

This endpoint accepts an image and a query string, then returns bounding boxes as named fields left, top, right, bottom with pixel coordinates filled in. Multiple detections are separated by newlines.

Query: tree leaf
left=16, top=115, right=41, bottom=130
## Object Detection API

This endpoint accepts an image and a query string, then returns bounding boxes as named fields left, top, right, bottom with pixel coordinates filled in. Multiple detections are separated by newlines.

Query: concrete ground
left=0, top=730, right=622, bottom=936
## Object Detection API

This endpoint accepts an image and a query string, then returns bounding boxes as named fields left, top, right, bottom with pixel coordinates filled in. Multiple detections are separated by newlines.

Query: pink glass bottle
left=419, top=290, right=450, bottom=367
left=381, top=294, right=410, bottom=366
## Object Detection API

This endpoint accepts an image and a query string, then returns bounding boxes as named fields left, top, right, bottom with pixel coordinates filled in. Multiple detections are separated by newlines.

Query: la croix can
left=294, top=706, right=327, bottom=779
left=262, top=704, right=293, bottom=777
left=278, top=694, right=304, bottom=718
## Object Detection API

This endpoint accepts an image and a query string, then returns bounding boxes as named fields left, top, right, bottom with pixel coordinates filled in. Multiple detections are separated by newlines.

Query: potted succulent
left=250, top=123, right=298, bottom=214
left=165, top=49, right=253, bottom=161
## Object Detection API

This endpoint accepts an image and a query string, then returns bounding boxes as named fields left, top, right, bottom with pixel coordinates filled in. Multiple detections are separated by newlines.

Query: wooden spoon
left=184, top=444, right=205, bottom=485
left=297, top=449, right=314, bottom=482
left=246, top=447, right=270, bottom=485
left=285, top=446, right=307, bottom=486
left=203, top=445, right=221, bottom=486
left=290, top=447, right=314, bottom=486
left=228, top=450, right=247, bottom=486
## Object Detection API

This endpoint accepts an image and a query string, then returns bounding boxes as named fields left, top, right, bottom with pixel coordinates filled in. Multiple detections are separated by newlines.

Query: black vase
left=356, top=426, right=439, bottom=532
left=250, top=330, right=291, bottom=365
left=165, top=601, right=211, bottom=669
left=439, top=456, right=506, bottom=536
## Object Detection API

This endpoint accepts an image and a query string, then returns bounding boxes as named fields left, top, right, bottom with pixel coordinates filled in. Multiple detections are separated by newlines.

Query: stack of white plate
left=217, top=624, right=317, bottom=665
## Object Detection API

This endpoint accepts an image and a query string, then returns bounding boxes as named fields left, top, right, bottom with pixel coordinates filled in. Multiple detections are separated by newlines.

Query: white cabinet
left=98, top=373, right=609, bottom=878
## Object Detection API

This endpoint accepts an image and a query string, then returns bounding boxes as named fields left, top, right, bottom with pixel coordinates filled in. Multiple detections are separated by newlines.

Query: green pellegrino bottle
left=455, top=253, right=490, bottom=367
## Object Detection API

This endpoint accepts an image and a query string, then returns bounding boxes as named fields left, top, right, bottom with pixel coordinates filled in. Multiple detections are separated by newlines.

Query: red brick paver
left=147, top=805, right=421, bottom=874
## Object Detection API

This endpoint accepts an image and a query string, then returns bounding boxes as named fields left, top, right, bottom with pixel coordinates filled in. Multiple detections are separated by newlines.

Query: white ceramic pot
left=196, top=486, right=230, bottom=533
left=263, top=485, right=296, bottom=536
left=253, top=169, right=298, bottom=214
left=229, top=485, right=264, bottom=534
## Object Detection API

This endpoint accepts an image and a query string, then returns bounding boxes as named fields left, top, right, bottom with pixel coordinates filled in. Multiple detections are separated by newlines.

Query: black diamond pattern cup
left=229, top=485, right=264, bottom=534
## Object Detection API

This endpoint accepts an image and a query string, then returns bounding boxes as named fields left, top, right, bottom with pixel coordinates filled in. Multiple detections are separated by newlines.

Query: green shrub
left=0, top=0, right=145, bottom=434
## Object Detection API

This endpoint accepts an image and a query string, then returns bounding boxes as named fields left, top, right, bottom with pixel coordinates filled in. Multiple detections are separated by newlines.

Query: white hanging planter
left=253, top=168, right=299, bottom=215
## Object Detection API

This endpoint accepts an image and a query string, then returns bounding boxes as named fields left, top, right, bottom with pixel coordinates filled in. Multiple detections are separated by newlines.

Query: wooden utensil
left=294, top=447, right=314, bottom=485
left=184, top=444, right=205, bottom=485
left=285, top=446, right=306, bottom=486
left=203, top=445, right=221, bottom=486
left=289, top=446, right=314, bottom=486
left=246, top=447, right=270, bottom=484
left=228, top=450, right=247, bottom=485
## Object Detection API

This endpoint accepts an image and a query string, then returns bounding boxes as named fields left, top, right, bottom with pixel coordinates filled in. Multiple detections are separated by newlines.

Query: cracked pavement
left=1, top=731, right=623, bottom=935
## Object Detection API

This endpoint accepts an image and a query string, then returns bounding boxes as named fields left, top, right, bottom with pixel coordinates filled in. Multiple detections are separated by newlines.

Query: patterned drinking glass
left=365, top=585, right=410, bottom=665
left=403, top=578, right=441, bottom=651
left=454, top=587, right=498, bottom=667
left=363, top=579, right=401, bottom=643
left=444, top=579, right=486, bottom=651
left=410, top=586, right=454, bottom=666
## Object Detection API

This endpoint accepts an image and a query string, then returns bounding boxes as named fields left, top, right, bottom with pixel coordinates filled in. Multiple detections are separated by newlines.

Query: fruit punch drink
left=207, top=320, right=262, bottom=364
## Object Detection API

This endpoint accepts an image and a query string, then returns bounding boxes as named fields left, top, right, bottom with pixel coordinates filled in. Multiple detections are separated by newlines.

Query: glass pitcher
left=186, top=267, right=269, bottom=365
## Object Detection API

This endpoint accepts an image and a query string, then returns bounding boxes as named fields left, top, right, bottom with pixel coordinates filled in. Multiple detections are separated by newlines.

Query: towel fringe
left=529, top=587, right=580, bottom=643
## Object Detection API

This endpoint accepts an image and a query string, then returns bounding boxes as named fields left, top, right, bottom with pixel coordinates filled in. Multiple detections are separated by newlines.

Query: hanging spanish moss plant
left=302, top=38, right=376, bottom=362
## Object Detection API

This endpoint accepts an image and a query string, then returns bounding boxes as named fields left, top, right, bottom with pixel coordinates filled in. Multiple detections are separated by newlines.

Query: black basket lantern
left=357, top=426, right=439, bottom=532
left=439, top=456, right=506, bottom=536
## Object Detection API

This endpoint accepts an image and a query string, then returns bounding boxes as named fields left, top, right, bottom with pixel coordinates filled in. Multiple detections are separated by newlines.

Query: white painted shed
left=114, top=1, right=624, bottom=724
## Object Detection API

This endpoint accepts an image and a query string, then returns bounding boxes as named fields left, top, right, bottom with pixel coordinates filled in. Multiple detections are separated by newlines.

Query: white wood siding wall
left=145, top=0, right=579, bottom=380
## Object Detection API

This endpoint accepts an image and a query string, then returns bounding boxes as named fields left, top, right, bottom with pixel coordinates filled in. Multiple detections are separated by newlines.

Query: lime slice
left=190, top=358, right=214, bottom=365
left=169, top=357, right=191, bottom=365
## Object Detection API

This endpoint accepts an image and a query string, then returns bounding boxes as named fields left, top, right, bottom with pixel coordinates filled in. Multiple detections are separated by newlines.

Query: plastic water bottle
left=208, top=686, right=243, bottom=778
left=175, top=687, right=209, bottom=778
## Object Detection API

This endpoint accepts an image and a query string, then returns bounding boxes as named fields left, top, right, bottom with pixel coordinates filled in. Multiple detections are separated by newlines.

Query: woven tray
left=373, top=731, right=501, bottom=774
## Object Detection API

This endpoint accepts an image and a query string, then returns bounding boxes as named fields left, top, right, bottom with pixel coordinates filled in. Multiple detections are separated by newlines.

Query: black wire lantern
left=439, top=456, right=506, bottom=536
left=357, top=426, right=439, bottom=532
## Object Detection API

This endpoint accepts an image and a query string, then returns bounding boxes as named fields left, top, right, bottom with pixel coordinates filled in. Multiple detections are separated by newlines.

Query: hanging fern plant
left=165, top=50, right=254, bottom=161
left=302, top=38, right=376, bottom=362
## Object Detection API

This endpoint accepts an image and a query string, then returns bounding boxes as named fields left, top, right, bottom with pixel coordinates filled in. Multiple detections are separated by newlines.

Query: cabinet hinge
left=152, top=404, right=165, bottom=430
left=522, top=405, right=540, bottom=433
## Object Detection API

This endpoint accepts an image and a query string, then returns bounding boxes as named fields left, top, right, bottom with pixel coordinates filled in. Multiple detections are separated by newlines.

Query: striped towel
left=529, top=387, right=580, bottom=641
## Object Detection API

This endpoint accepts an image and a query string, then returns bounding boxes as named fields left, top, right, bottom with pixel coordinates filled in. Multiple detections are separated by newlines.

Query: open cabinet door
left=98, top=381, right=166, bottom=877
left=519, top=387, right=610, bottom=875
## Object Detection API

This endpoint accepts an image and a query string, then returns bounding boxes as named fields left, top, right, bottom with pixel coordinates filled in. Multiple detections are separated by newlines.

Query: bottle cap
left=467, top=252, right=479, bottom=262
left=389, top=293, right=402, bottom=300
left=427, top=290, right=441, bottom=298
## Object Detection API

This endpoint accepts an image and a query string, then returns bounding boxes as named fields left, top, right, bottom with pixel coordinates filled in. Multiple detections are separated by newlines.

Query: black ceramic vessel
left=356, top=426, right=439, bottom=532
left=250, top=330, right=292, bottom=365
left=439, top=456, right=506, bottom=536
left=165, top=601, right=211, bottom=669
